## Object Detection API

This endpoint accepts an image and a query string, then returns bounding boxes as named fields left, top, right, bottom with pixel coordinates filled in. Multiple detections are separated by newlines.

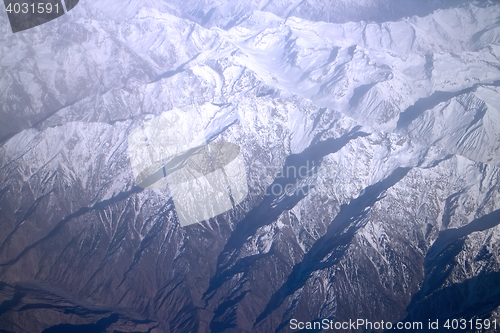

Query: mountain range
left=1, top=0, right=500, bottom=332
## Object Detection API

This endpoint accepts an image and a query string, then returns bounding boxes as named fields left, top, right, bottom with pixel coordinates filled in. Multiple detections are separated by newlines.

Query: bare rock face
left=1, top=1, right=500, bottom=332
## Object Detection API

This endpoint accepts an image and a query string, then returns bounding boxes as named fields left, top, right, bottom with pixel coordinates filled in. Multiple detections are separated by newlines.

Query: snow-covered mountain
left=1, top=0, right=500, bottom=332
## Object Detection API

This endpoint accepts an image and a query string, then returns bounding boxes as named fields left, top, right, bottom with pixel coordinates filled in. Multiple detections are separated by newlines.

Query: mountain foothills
left=1, top=0, right=500, bottom=332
